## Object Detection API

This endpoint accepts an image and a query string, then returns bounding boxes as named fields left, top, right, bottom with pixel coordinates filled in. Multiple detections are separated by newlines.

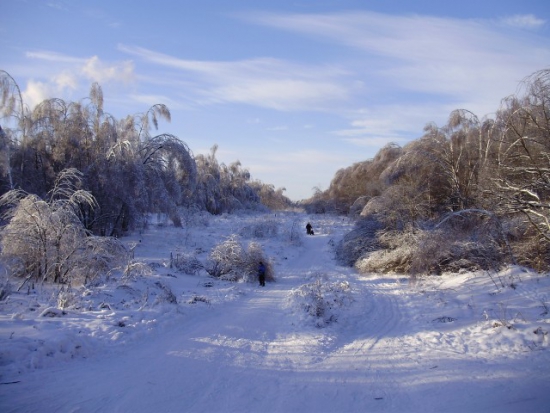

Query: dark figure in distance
left=306, top=222, right=314, bottom=235
left=258, top=261, right=266, bottom=287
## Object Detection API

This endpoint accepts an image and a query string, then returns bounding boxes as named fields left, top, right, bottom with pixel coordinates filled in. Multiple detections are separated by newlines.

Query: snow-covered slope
left=1, top=212, right=549, bottom=412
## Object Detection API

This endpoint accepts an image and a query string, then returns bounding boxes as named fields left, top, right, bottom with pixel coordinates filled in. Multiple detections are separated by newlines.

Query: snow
left=1, top=212, right=549, bottom=412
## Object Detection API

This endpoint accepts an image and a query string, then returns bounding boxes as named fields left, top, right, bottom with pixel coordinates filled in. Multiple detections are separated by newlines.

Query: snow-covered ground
left=1, top=212, right=549, bottom=412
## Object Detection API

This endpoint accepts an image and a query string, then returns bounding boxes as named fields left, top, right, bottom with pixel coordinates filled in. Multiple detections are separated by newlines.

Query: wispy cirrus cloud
left=242, top=10, right=549, bottom=98
left=128, top=93, right=187, bottom=111
left=333, top=103, right=448, bottom=147
left=27, top=51, right=134, bottom=84
left=240, top=10, right=550, bottom=146
left=26, top=50, right=83, bottom=64
left=499, top=14, right=546, bottom=29
left=118, top=44, right=350, bottom=111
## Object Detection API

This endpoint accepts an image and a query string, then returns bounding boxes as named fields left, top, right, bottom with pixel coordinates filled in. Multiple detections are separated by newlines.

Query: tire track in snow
left=316, top=276, right=416, bottom=410
left=279, top=226, right=417, bottom=409
left=3, top=217, right=418, bottom=412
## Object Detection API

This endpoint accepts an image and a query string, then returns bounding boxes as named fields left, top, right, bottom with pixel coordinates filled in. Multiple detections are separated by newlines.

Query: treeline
left=0, top=71, right=292, bottom=237
left=304, top=69, right=550, bottom=273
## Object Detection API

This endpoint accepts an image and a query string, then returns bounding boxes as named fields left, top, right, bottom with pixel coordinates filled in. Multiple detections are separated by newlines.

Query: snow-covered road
left=2, top=214, right=549, bottom=412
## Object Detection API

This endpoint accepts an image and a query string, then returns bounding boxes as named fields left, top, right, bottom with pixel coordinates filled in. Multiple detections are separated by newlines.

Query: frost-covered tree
left=487, top=69, right=550, bottom=270
left=0, top=70, right=31, bottom=192
left=193, top=145, right=266, bottom=214
left=251, top=182, right=293, bottom=210
left=410, top=109, right=496, bottom=212
left=333, top=68, right=550, bottom=272
left=1, top=73, right=200, bottom=234
left=305, top=143, right=402, bottom=214
left=194, top=145, right=224, bottom=214
left=493, top=69, right=550, bottom=241
left=0, top=169, right=125, bottom=285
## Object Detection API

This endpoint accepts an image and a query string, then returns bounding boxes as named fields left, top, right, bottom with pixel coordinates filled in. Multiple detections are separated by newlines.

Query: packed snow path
left=2, top=216, right=549, bottom=412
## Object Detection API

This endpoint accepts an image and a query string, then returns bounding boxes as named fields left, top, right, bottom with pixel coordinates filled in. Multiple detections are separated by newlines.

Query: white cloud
left=26, top=50, right=83, bottom=64
left=53, top=71, right=78, bottom=90
left=46, top=2, right=67, bottom=11
left=21, top=51, right=136, bottom=108
left=21, top=80, right=53, bottom=109
left=21, top=71, right=79, bottom=109
left=128, top=94, right=186, bottom=110
left=341, top=136, right=407, bottom=148
left=81, top=56, right=135, bottom=84
left=243, top=10, right=550, bottom=110
left=206, top=79, right=346, bottom=111
left=118, top=44, right=349, bottom=111
left=500, top=14, right=546, bottom=29
left=334, top=102, right=452, bottom=148
left=26, top=50, right=135, bottom=85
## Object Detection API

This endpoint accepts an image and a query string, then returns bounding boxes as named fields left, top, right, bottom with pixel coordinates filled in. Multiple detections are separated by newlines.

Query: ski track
left=2, top=219, right=550, bottom=412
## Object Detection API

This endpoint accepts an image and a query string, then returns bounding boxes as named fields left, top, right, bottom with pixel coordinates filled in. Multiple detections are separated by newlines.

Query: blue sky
left=2, top=0, right=549, bottom=200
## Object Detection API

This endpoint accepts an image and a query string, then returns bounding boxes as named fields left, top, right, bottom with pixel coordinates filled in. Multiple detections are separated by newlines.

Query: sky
left=2, top=0, right=550, bottom=201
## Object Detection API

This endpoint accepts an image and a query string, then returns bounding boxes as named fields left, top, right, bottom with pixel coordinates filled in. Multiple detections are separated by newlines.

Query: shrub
left=335, top=217, right=383, bottom=266
left=284, top=218, right=304, bottom=247
left=0, top=169, right=126, bottom=285
left=353, top=210, right=511, bottom=275
left=122, top=261, right=155, bottom=281
left=206, top=235, right=274, bottom=282
left=153, top=281, right=177, bottom=305
left=355, top=230, right=417, bottom=274
left=170, top=252, right=203, bottom=274
left=239, top=218, right=279, bottom=239
left=502, top=215, right=550, bottom=272
left=288, top=275, right=353, bottom=327
left=54, top=286, right=79, bottom=309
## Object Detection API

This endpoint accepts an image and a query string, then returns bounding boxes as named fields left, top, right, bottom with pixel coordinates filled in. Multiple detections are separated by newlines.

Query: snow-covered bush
left=504, top=216, right=550, bottom=273
left=188, top=295, right=210, bottom=305
left=239, top=218, right=279, bottom=239
left=408, top=231, right=502, bottom=275
left=285, top=218, right=304, bottom=246
left=0, top=169, right=126, bottom=285
left=171, top=252, right=203, bottom=274
left=153, top=281, right=177, bottom=305
left=335, top=217, right=383, bottom=266
left=122, top=261, right=155, bottom=281
left=54, top=286, right=79, bottom=309
left=415, top=211, right=508, bottom=275
left=178, top=207, right=211, bottom=229
left=76, top=236, right=128, bottom=284
left=206, top=235, right=274, bottom=282
left=245, top=241, right=274, bottom=282
left=356, top=215, right=508, bottom=275
left=206, top=235, right=244, bottom=279
left=352, top=209, right=511, bottom=275
left=355, top=230, right=417, bottom=274
left=287, top=275, right=353, bottom=327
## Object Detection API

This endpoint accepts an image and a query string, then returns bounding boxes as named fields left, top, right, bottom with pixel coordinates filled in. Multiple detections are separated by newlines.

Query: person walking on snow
left=258, top=261, right=266, bottom=287
left=306, top=222, right=314, bottom=235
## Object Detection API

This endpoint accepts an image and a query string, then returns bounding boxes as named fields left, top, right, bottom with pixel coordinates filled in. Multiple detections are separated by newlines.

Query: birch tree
left=494, top=69, right=550, bottom=242
left=0, top=169, right=125, bottom=285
